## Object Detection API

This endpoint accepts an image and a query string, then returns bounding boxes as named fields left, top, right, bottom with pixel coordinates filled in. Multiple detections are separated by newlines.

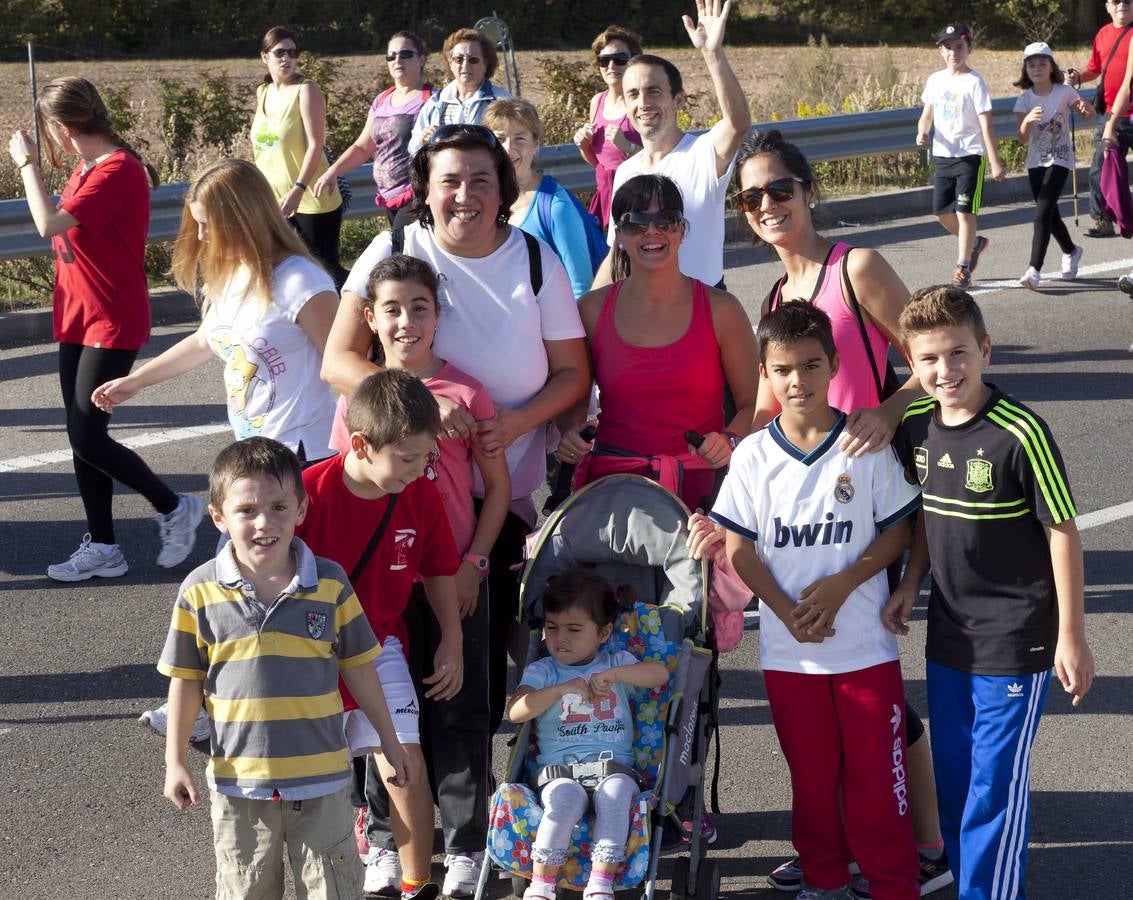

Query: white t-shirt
left=202, top=255, right=336, bottom=460
left=1013, top=84, right=1081, bottom=170
left=922, top=69, right=993, bottom=158
left=608, top=131, right=735, bottom=286
left=344, top=224, right=584, bottom=500
left=710, top=415, right=921, bottom=675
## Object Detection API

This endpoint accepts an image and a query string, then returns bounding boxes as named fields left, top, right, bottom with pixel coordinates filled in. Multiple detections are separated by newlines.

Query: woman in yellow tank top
left=252, top=26, right=347, bottom=287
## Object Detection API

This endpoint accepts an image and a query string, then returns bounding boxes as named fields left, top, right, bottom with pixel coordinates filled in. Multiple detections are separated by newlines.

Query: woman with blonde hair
left=484, top=98, right=602, bottom=297
left=93, top=158, right=339, bottom=464
left=408, top=27, right=513, bottom=153
left=574, top=25, right=644, bottom=228
left=8, top=76, right=202, bottom=582
left=252, top=25, right=346, bottom=286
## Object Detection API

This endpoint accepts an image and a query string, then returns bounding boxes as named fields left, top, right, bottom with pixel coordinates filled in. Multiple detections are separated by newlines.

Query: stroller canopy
left=522, top=474, right=706, bottom=639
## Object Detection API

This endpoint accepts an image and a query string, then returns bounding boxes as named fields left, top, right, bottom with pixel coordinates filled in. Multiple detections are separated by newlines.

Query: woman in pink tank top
left=733, top=129, right=924, bottom=456
left=574, top=26, right=644, bottom=229
left=556, top=173, right=759, bottom=510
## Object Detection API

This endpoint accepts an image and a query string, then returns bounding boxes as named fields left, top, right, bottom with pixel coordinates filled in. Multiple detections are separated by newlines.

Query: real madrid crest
left=834, top=473, right=855, bottom=503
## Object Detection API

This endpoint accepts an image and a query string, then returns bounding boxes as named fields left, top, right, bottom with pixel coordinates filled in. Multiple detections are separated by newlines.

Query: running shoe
left=1018, top=267, right=1041, bottom=291
left=1061, top=245, right=1083, bottom=280
left=155, top=494, right=204, bottom=568
left=951, top=265, right=971, bottom=288
left=442, top=852, right=483, bottom=898
left=968, top=235, right=990, bottom=273
left=917, top=851, right=954, bottom=895
left=364, top=847, right=402, bottom=897
left=47, top=534, right=128, bottom=582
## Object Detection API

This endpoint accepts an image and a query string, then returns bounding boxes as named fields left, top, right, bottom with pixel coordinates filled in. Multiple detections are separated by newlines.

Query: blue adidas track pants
left=926, top=661, right=1052, bottom=900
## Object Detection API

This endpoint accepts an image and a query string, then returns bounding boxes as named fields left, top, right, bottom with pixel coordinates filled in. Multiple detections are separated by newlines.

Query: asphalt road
left=1, top=196, right=1131, bottom=899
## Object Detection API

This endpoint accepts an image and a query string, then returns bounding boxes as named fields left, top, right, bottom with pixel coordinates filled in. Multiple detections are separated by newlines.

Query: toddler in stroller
left=506, top=570, right=669, bottom=900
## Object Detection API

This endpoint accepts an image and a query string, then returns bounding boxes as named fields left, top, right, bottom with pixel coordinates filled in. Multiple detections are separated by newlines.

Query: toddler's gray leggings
left=530, top=774, right=638, bottom=868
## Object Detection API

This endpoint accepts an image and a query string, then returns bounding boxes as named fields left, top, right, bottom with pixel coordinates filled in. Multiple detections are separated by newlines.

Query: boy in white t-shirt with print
left=917, top=22, right=1005, bottom=290
left=710, top=302, right=921, bottom=900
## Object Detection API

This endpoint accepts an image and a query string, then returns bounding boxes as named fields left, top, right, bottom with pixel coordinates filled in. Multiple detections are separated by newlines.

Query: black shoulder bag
left=1095, top=24, right=1133, bottom=115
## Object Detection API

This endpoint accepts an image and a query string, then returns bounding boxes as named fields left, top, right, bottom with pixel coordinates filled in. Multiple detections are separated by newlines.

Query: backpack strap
left=521, top=229, right=543, bottom=295
left=391, top=225, right=405, bottom=255
left=349, top=492, right=399, bottom=584
left=839, top=248, right=887, bottom=404
left=765, top=273, right=787, bottom=313
left=535, top=179, right=556, bottom=254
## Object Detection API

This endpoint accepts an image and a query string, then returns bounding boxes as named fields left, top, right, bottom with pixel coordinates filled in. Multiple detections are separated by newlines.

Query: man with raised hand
left=595, top=0, right=751, bottom=289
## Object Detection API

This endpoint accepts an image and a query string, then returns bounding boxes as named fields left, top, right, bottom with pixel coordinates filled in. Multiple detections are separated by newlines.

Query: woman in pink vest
left=556, top=173, right=758, bottom=510
left=734, top=130, right=923, bottom=453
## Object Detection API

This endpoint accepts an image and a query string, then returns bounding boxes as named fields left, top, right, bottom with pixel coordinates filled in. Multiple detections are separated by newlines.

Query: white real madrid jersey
left=711, top=415, right=921, bottom=674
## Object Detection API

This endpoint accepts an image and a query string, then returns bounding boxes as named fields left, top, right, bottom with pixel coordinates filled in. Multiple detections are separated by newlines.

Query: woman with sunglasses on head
left=735, top=130, right=923, bottom=455
left=556, top=173, right=758, bottom=511
left=574, top=26, right=644, bottom=229
left=323, top=123, right=588, bottom=896
left=252, top=26, right=347, bottom=287
left=7, top=76, right=203, bottom=581
left=314, top=32, right=433, bottom=230
left=408, top=28, right=513, bottom=155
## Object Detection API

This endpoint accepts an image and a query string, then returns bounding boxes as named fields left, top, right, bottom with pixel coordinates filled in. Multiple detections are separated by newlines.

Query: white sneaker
left=442, top=853, right=483, bottom=898
left=139, top=702, right=212, bottom=742
left=364, top=847, right=402, bottom=896
left=47, top=534, right=128, bottom=582
left=155, top=494, right=204, bottom=568
left=1061, top=245, right=1083, bottom=280
left=1018, top=267, right=1041, bottom=291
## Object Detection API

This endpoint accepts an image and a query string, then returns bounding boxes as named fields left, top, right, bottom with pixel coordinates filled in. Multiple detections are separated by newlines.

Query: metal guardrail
left=0, top=90, right=1095, bottom=261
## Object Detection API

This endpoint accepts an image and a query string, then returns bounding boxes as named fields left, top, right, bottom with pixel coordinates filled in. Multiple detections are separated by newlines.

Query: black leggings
left=58, top=343, right=179, bottom=545
left=290, top=206, right=347, bottom=290
left=1027, top=165, right=1075, bottom=270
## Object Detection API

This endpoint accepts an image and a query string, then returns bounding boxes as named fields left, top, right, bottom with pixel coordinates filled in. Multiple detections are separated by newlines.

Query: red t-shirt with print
left=54, top=149, right=151, bottom=349
left=298, top=453, right=460, bottom=710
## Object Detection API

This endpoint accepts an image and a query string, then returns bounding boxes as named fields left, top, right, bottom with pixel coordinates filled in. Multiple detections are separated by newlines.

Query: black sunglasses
left=427, top=123, right=499, bottom=148
left=598, top=52, right=631, bottom=68
left=386, top=49, right=420, bottom=62
left=615, top=209, right=684, bottom=236
left=733, top=177, right=809, bottom=212
left=268, top=47, right=299, bottom=59
left=450, top=54, right=483, bottom=66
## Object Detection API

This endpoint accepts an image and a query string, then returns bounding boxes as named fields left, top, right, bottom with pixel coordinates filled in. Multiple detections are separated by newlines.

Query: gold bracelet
left=18, top=155, right=35, bottom=170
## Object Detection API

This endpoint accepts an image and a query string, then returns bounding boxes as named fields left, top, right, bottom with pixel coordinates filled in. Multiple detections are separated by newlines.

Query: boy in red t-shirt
left=298, top=368, right=462, bottom=900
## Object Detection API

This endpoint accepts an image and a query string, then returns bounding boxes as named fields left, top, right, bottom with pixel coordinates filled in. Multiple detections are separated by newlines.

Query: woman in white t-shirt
left=1013, top=42, right=1093, bottom=290
left=92, top=158, right=338, bottom=463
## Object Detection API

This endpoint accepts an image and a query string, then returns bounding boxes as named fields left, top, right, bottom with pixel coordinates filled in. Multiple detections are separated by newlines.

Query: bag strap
left=535, top=179, right=556, bottom=254
left=349, top=492, right=400, bottom=584
left=521, top=229, right=543, bottom=295
left=839, top=248, right=887, bottom=405
left=1101, top=24, right=1133, bottom=86
left=391, top=225, right=405, bottom=255
left=765, top=273, right=787, bottom=313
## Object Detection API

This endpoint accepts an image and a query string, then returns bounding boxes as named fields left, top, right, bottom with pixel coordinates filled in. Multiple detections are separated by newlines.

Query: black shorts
left=933, top=154, right=985, bottom=215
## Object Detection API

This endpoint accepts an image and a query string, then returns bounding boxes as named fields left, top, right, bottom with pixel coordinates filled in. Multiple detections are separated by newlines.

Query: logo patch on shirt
left=306, top=612, right=327, bottom=639
left=914, top=447, right=928, bottom=484
left=937, top=452, right=955, bottom=469
left=834, top=473, right=855, bottom=504
left=1007, top=682, right=1024, bottom=698
left=965, top=458, right=994, bottom=493
left=390, top=528, right=417, bottom=571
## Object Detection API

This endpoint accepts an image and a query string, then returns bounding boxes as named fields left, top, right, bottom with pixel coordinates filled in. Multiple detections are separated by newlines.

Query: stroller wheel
left=694, top=860, right=720, bottom=900
left=511, top=875, right=528, bottom=899
left=669, top=856, right=690, bottom=900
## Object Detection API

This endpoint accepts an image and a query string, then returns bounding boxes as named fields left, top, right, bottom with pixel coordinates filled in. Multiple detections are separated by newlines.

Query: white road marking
left=970, top=256, right=1133, bottom=295
left=1077, top=500, right=1133, bottom=531
left=0, top=423, right=229, bottom=472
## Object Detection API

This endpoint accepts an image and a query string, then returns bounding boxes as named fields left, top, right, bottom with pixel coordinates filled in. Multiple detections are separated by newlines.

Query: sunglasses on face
left=451, top=54, right=483, bottom=66
left=387, top=49, right=420, bottom=61
left=733, top=177, right=810, bottom=212
left=598, top=52, right=631, bottom=68
left=615, top=209, right=684, bottom=236
left=268, top=47, right=299, bottom=59
left=427, top=123, right=499, bottom=148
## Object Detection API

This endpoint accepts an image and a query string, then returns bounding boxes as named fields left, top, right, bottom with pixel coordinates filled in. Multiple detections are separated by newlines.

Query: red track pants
left=763, top=661, right=919, bottom=899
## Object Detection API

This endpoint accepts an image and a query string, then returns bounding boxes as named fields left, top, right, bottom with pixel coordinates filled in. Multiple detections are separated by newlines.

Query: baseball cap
left=935, top=22, right=972, bottom=44
left=1023, top=41, right=1055, bottom=59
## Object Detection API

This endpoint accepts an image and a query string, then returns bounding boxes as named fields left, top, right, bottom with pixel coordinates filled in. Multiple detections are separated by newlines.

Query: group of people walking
left=12, top=2, right=1100, bottom=899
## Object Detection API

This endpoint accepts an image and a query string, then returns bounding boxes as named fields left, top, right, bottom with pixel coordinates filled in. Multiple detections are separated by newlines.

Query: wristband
left=293, top=180, right=307, bottom=191
left=462, top=552, right=490, bottom=579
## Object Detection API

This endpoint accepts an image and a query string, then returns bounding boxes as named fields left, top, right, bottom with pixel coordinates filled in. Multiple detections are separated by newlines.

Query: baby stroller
left=475, top=474, right=720, bottom=900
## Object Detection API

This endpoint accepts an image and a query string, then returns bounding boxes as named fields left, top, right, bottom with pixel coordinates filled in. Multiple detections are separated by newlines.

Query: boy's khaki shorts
left=210, top=785, right=362, bottom=899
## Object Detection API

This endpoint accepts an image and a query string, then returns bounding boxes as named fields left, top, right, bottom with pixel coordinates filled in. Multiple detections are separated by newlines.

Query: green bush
left=534, top=56, right=603, bottom=146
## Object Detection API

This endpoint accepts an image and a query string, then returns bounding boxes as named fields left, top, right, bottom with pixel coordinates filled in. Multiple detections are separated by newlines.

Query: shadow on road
left=0, top=663, right=166, bottom=703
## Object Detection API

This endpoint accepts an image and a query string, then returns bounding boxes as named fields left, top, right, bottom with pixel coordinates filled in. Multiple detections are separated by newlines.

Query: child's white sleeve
left=873, top=447, right=922, bottom=530
left=709, top=444, right=760, bottom=542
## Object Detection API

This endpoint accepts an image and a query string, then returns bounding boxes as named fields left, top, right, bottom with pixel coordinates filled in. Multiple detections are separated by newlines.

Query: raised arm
left=8, top=132, right=79, bottom=238
left=683, top=0, right=751, bottom=176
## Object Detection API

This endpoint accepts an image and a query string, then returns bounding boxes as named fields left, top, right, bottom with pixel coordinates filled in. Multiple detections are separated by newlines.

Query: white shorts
left=344, top=635, right=420, bottom=755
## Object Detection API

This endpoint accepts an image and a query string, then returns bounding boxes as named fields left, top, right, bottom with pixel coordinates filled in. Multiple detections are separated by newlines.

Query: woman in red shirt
left=8, top=77, right=203, bottom=582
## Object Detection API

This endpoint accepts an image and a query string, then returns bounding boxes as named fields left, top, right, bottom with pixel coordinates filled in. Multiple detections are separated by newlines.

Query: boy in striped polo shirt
left=159, top=437, right=410, bottom=899
left=886, top=285, right=1094, bottom=899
